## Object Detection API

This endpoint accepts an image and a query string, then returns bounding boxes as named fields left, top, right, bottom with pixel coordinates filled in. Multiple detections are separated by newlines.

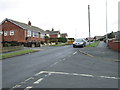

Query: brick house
left=0, top=18, right=46, bottom=47
left=46, top=29, right=60, bottom=42
left=60, top=33, right=68, bottom=38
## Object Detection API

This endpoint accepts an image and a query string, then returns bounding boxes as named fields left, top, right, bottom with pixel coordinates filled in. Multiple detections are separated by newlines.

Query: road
left=2, top=42, right=119, bottom=88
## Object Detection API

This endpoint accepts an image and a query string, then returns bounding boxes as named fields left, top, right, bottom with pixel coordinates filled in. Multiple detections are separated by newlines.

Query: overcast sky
left=0, top=0, right=119, bottom=38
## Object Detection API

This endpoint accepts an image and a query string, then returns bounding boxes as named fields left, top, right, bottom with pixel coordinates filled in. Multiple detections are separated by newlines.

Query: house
left=46, top=28, right=60, bottom=38
left=46, top=29, right=61, bottom=42
left=60, top=33, right=68, bottom=38
left=0, top=18, right=46, bottom=47
left=114, top=31, right=120, bottom=40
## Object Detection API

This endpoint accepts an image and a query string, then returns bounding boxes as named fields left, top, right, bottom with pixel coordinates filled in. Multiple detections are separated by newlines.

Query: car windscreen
left=75, top=39, right=83, bottom=42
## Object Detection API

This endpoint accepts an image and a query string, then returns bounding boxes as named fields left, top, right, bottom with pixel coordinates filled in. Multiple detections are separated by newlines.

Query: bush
left=58, top=37, right=67, bottom=43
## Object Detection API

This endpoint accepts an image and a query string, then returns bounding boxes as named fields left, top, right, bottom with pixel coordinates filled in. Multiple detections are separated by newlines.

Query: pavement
left=80, top=41, right=119, bottom=61
left=2, top=42, right=119, bottom=88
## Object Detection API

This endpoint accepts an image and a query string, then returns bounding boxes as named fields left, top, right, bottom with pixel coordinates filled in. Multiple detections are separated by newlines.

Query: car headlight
left=80, top=42, right=84, bottom=44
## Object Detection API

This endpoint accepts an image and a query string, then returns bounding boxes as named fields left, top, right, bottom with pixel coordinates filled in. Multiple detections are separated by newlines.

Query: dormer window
left=10, top=30, right=14, bottom=35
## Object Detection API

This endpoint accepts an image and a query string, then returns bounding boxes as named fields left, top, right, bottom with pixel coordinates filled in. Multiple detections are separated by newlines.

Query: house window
left=3, top=31, right=7, bottom=36
left=10, top=30, right=14, bottom=35
left=27, top=30, right=31, bottom=37
left=46, top=34, right=49, bottom=37
left=58, top=34, right=60, bottom=38
left=33, top=32, right=38, bottom=37
left=40, top=34, right=45, bottom=38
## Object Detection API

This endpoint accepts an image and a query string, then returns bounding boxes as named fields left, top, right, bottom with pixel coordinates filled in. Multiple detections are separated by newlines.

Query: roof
left=114, top=31, right=120, bottom=36
left=61, top=33, right=68, bottom=35
left=46, top=30, right=60, bottom=35
left=1, top=18, right=46, bottom=34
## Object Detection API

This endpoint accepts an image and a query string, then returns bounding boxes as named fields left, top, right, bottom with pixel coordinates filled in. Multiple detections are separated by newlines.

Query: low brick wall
left=108, top=40, right=120, bottom=52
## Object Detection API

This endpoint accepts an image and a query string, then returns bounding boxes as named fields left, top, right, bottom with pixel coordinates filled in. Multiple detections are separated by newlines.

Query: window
left=10, top=30, right=14, bottom=35
left=46, top=34, right=49, bottom=37
left=40, top=34, right=45, bottom=38
left=58, top=34, right=60, bottom=38
left=33, top=32, right=38, bottom=37
left=27, top=30, right=31, bottom=37
left=3, top=31, right=7, bottom=36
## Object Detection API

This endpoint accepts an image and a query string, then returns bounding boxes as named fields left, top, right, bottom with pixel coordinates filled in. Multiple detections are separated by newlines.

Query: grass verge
left=0, top=49, right=39, bottom=59
left=86, top=41, right=100, bottom=47
left=1, top=46, right=24, bottom=53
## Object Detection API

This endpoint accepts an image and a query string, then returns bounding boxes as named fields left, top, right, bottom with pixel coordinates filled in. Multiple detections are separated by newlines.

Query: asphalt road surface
left=2, top=43, right=119, bottom=88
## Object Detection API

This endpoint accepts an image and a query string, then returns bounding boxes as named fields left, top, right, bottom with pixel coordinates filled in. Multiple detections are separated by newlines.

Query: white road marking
left=38, top=71, right=120, bottom=80
left=73, top=52, right=77, bottom=55
left=21, top=81, right=26, bottom=84
left=25, top=77, right=34, bottom=82
left=24, top=86, right=33, bottom=90
left=34, top=71, right=44, bottom=76
left=33, top=78, right=44, bottom=84
left=49, top=64, right=54, bottom=67
left=63, top=58, right=66, bottom=61
left=54, top=62, right=58, bottom=65
left=79, top=50, right=94, bottom=57
left=99, top=76, right=118, bottom=79
left=12, top=85, right=21, bottom=88
left=49, top=59, right=64, bottom=67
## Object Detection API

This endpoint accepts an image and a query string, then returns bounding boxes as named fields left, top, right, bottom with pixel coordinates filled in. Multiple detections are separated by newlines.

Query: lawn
left=86, top=41, right=100, bottom=47
left=0, top=49, right=39, bottom=59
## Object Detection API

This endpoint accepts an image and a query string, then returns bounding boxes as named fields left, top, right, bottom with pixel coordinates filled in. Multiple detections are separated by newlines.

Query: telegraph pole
left=88, top=5, right=91, bottom=45
left=106, top=0, right=108, bottom=46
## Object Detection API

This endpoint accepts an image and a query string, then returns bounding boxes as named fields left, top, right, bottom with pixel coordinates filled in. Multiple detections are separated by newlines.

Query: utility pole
left=88, top=5, right=91, bottom=45
left=106, top=0, right=108, bottom=46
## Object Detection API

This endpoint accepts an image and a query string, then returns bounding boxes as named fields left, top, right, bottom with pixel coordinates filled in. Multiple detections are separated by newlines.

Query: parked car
left=73, top=38, right=86, bottom=48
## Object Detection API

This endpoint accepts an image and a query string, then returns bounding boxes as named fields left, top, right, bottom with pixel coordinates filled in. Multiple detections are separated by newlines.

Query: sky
left=0, top=0, right=119, bottom=38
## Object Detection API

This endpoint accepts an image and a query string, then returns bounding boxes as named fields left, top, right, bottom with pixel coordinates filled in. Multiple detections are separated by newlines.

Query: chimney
left=52, top=28, right=54, bottom=31
left=28, top=21, right=31, bottom=26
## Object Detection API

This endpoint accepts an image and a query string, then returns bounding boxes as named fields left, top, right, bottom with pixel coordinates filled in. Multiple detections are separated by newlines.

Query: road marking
left=73, top=52, right=77, bottom=55
left=63, top=58, right=66, bottom=61
left=25, top=77, right=34, bottom=82
left=24, top=86, right=33, bottom=90
left=54, top=62, right=58, bottom=65
left=49, top=62, right=59, bottom=67
left=98, top=76, right=118, bottom=79
left=33, top=78, right=44, bottom=84
left=34, top=71, right=44, bottom=76
left=79, top=50, right=94, bottom=57
left=12, top=85, right=21, bottom=88
left=38, top=71, right=120, bottom=80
